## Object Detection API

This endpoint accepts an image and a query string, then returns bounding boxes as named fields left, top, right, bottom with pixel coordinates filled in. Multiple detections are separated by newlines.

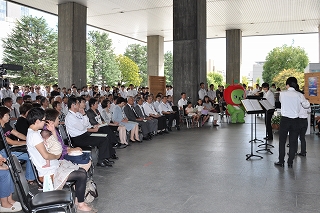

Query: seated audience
left=185, top=101, right=200, bottom=126
left=158, top=96, right=180, bottom=131
left=203, top=96, right=219, bottom=126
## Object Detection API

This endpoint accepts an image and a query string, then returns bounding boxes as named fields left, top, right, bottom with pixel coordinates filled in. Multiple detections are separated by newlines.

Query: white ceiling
left=9, top=0, right=320, bottom=42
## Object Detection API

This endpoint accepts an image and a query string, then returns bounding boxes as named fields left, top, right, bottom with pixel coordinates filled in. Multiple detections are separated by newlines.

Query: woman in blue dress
left=112, top=97, right=141, bottom=142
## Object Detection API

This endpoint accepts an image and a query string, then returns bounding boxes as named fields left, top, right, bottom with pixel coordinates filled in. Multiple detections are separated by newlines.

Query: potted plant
left=271, top=114, right=281, bottom=130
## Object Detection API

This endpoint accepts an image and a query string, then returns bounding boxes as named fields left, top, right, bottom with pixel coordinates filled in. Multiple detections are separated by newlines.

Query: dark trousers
left=155, top=116, right=167, bottom=130
left=278, top=116, right=299, bottom=164
left=265, top=109, right=275, bottom=138
left=164, top=112, right=180, bottom=127
left=298, top=118, right=308, bottom=154
left=71, top=132, right=112, bottom=161
left=135, top=121, right=151, bottom=136
left=98, top=126, right=118, bottom=145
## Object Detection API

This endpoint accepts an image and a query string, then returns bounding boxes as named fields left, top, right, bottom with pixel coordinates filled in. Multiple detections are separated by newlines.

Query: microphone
left=0, top=64, right=23, bottom=71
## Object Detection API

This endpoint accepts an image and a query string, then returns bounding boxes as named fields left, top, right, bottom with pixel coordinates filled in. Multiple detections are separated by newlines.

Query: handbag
left=64, top=152, right=90, bottom=164
left=85, top=179, right=98, bottom=203
left=201, top=109, right=208, bottom=115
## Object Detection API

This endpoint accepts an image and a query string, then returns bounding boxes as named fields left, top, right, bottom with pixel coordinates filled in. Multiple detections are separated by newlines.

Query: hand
left=136, top=118, right=143, bottom=121
left=46, top=121, right=56, bottom=132
left=113, top=122, right=119, bottom=125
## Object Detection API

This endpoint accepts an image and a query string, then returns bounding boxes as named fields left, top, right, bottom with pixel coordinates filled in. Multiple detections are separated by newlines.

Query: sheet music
left=241, top=99, right=263, bottom=112
left=259, top=100, right=275, bottom=111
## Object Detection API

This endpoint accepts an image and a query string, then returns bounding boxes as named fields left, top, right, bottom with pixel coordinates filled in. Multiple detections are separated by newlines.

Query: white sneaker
left=0, top=204, right=22, bottom=212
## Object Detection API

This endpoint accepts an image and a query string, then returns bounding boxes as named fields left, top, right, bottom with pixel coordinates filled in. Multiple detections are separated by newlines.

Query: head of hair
left=200, top=82, right=204, bottom=86
left=0, top=106, right=10, bottom=119
left=26, top=107, right=45, bottom=125
left=19, top=103, right=33, bottom=116
left=155, top=94, right=161, bottom=99
left=89, top=98, right=98, bottom=107
left=101, top=99, right=111, bottom=109
left=116, top=97, right=126, bottom=104
left=23, top=95, right=31, bottom=101
left=203, top=95, right=210, bottom=103
left=52, top=101, right=60, bottom=109
left=181, top=92, right=186, bottom=96
left=40, top=97, right=47, bottom=105
left=36, top=95, right=43, bottom=101
left=68, top=97, right=78, bottom=109
left=187, top=101, right=192, bottom=105
left=261, top=82, right=269, bottom=89
left=16, top=96, right=23, bottom=102
left=3, top=97, right=12, bottom=104
left=285, top=77, right=298, bottom=89
left=45, top=108, right=59, bottom=122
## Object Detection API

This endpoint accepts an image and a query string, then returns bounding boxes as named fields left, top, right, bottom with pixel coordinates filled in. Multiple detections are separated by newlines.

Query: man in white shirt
left=207, top=84, right=216, bottom=102
left=252, top=84, right=260, bottom=95
left=143, top=95, right=168, bottom=134
left=3, top=97, right=19, bottom=128
left=65, top=97, right=116, bottom=167
left=61, top=96, right=69, bottom=115
left=119, top=85, right=127, bottom=99
left=275, top=77, right=310, bottom=168
left=13, top=96, right=23, bottom=114
left=153, top=95, right=162, bottom=113
left=198, top=82, right=207, bottom=100
left=177, top=92, right=188, bottom=110
left=166, top=85, right=173, bottom=97
left=158, top=96, right=180, bottom=131
left=80, top=86, right=89, bottom=96
left=127, top=84, right=137, bottom=97
left=1, top=86, right=13, bottom=100
left=261, top=83, right=275, bottom=140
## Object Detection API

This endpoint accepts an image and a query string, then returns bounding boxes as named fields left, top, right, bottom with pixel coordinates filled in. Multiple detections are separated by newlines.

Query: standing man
left=261, top=83, right=275, bottom=140
left=207, top=84, right=216, bottom=103
left=274, top=77, right=310, bottom=168
left=198, top=82, right=207, bottom=100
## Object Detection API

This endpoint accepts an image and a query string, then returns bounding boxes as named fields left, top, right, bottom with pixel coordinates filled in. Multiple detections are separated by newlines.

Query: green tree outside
left=164, top=51, right=173, bottom=85
left=207, top=72, right=224, bottom=88
left=262, top=44, right=309, bottom=84
left=256, top=77, right=260, bottom=85
left=242, top=76, right=249, bottom=86
left=273, top=68, right=304, bottom=90
left=116, top=55, right=142, bottom=86
left=87, top=31, right=120, bottom=86
left=124, top=44, right=147, bottom=86
left=2, top=16, right=58, bottom=85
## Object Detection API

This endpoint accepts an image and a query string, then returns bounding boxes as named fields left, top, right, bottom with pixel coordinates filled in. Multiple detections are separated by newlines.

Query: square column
left=226, top=29, right=242, bottom=85
left=58, top=2, right=87, bottom=88
left=147, top=35, right=164, bottom=77
left=173, top=0, right=206, bottom=103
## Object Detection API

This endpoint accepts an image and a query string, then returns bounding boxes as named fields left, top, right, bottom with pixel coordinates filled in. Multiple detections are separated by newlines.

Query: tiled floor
left=90, top=116, right=320, bottom=213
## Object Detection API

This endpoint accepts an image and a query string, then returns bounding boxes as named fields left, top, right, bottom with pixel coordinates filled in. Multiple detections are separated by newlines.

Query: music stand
left=256, top=99, right=275, bottom=154
left=242, top=99, right=264, bottom=160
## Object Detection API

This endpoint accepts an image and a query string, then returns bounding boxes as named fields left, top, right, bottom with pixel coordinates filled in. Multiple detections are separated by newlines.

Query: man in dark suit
left=124, top=96, right=153, bottom=140
left=135, top=97, right=158, bottom=135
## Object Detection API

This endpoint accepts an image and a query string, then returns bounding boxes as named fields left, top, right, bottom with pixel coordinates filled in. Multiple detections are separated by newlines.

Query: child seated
left=40, top=130, right=62, bottom=168
left=185, top=101, right=200, bottom=127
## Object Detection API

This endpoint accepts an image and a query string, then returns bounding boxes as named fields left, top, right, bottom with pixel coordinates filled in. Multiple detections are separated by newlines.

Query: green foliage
left=273, top=68, right=304, bottom=90
left=256, top=77, right=260, bottom=85
left=262, top=44, right=309, bottom=84
left=241, top=76, right=249, bottom=86
left=271, top=115, right=281, bottom=125
left=116, top=55, right=142, bottom=86
left=87, top=31, right=120, bottom=86
left=2, top=16, right=58, bottom=85
left=124, top=44, right=147, bottom=86
left=164, top=51, right=173, bottom=85
left=207, top=72, right=224, bottom=88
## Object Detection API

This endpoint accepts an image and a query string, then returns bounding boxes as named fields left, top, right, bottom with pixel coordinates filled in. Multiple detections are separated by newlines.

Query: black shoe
left=111, top=154, right=119, bottom=160
left=158, top=131, right=163, bottom=135
left=163, top=130, right=169, bottom=134
left=113, top=143, right=120, bottom=148
left=168, top=127, right=172, bottom=132
left=287, top=163, right=293, bottom=168
left=104, top=159, right=115, bottom=164
left=117, top=144, right=127, bottom=149
left=274, top=161, right=284, bottom=167
left=297, top=152, right=306, bottom=157
left=97, top=161, right=113, bottom=167
left=176, top=126, right=180, bottom=130
left=286, top=144, right=290, bottom=147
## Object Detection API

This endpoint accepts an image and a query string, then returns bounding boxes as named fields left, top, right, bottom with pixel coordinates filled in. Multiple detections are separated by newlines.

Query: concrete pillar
left=147, top=35, right=164, bottom=78
left=58, top=2, right=87, bottom=88
left=173, top=0, right=206, bottom=103
left=226, top=29, right=242, bottom=85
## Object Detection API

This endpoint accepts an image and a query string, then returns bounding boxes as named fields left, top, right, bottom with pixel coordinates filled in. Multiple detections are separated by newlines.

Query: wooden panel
left=148, top=76, right=166, bottom=96
left=304, top=73, right=320, bottom=104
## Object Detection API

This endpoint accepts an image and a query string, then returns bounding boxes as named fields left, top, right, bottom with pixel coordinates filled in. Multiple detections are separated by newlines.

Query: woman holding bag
left=26, top=107, right=95, bottom=213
